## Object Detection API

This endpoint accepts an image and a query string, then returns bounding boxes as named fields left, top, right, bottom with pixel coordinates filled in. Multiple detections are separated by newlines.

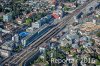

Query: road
left=0, top=0, right=96, bottom=66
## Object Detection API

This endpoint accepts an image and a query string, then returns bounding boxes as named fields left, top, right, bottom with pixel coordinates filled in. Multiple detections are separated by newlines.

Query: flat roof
left=80, top=22, right=100, bottom=32
left=22, top=24, right=48, bottom=40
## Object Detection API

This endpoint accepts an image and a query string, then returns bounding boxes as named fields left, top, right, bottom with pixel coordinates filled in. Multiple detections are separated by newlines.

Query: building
left=77, top=0, right=87, bottom=4
left=66, top=34, right=79, bottom=44
left=51, top=13, right=60, bottom=19
left=0, top=49, right=11, bottom=58
left=3, top=12, right=12, bottom=22
left=47, top=0, right=57, bottom=5
left=80, top=22, right=100, bottom=35
left=39, top=45, right=46, bottom=53
left=26, top=12, right=34, bottom=18
left=0, top=32, right=4, bottom=44
left=52, top=10, right=64, bottom=19
left=0, top=22, right=4, bottom=29
left=12, top=34, right=19, bottom=42
left=64, top=2, right=76, bottom=8
left=0, top=33, right=12, bottom=43
left=21, top=24, right=50, bottom=46
left=83, top=43, right=92, bottom=48
left=26, top=27, right=34, bottom=32
left=59, top=34, right=69, bottom=46
left=16, top=17, right=25, bottom=24
left=32, top=22, right=40, bottom=28
left=4, top=22, right=13, bottom=31
left=21, top=30, right=38, bottom=46
left=1, top=41, right=15, bottom=51
left=32, top=15, right=52, bottom=28
left=93, top=15, right=100, bottom=25
left=92, top=35, right=100, bottom=46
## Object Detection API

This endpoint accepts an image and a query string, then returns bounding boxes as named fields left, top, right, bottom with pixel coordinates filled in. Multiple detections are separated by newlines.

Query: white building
left=77, top=0, right=87, bottom=4
left=0, top=49, right=11, bottom=58
left=12, top=34, right=19, bottom=42
left=26, top=27, right=34, bottom=32
left=32, top=22, right=40, bottom=28
left=3, top=12, right=12, bottom=22
left=1, top=41, right=15, bottom=51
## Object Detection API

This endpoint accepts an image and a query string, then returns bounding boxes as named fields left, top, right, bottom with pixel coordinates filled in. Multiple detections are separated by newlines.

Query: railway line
left=0, top=0, right=96, bottom=66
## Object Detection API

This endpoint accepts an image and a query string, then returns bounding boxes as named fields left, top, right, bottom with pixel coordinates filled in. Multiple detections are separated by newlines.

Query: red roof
left=51, top=14, right=60, bottom=19
left=52, top=0, right=56, bottom=4
left=26, top=12, right=34, bottom=18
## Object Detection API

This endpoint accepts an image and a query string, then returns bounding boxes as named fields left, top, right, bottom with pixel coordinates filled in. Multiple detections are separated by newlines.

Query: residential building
left=21, top=30, right=38, bottom=46
left=83, top=43, right=92, bottom=48
left=0, top=22, right=4, bottom=29
left=12, top=34, right=19, bottom=42
left=92, top=35, right=100, bottom=46
left=1, top=41, right=15, bottom=51
left=77, top=0, right=87, bottom=4
left=26, top=12, right=34, bottom=18
left=3, top=12, right=12, bottom=22
left=16, top=17, right=25, bottom=24
left=4, top=22, right=13, bottom=31
left=59, top=35, right=69, bottom=46
left=63, top=2, right=76, bottom=8
left=51, top=13, right=60, bottom=19
left=52, top=9, right=64, bottom=18
left=72, top=44, right=79, bottom=49
left=32, top=15, right=52, bottom=28
left=80, top=22, right=100, bottom=35
left=66, top=33, right=79, bottom=44
left=0, top=33, right=12, bottom=43
left=48, top=41, right=60, bottom=49
left=26, top=27, right=34, bottom=32
left=32, top=22, right=40, bottom=28
left=0, top=49, right=11, bottom=58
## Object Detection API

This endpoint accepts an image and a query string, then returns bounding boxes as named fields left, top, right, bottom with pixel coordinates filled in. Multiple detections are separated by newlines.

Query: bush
left=96, top=32, right=100, bottom=37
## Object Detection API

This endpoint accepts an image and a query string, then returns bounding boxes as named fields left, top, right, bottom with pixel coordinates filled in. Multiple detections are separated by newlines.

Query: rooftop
left=2, top=40, right=14, bottom=46
left=80, top=22, right=100, bottom=32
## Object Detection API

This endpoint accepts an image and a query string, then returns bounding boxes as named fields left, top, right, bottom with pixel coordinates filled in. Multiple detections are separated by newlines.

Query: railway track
left=0, top=0, right=96, bottom=65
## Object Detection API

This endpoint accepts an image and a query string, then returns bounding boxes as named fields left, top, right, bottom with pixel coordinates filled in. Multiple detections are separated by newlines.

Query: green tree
left=96, top=32, right=100, bottom=37
left=69, top=0, right=76, bottom=2
left=25, top=18, right=32, bottom=25
left=0, top=17, right=3, bottom=21
left=63, top=6, right=70, bottom=11
left=0, top=5, right=3, bottom=12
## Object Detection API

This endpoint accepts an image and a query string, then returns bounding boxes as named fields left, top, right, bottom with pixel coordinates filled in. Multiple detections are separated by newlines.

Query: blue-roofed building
left=19, top=32, right=29, bottom=38
left=21, top=31, right=38, bottom=47
left=21, top=24, right=51, bottom=47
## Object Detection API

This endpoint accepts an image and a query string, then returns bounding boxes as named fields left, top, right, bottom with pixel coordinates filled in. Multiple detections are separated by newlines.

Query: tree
left=96, top=32, right=100, bottom=37
left=0, top=17, right=3, bottom=21
left=63, top=6, right=70, bottom=11
left=69, top=0, right=76, bottom=2
left=25, top=18, right=32, bottom=25
left=0, top=5, right=2, bottom=12
left=91, top=39, right=95, bottom=46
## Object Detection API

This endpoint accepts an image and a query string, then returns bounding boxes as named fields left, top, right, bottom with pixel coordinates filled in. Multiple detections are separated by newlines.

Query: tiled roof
left=80, top=22, right=100, bottom=32
left=51, top=13, right=60, bottom=19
